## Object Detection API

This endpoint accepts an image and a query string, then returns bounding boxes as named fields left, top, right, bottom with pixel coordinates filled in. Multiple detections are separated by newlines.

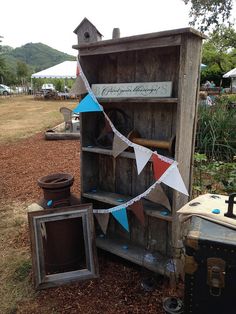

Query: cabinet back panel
left=81, top=46, right=180, bottom=98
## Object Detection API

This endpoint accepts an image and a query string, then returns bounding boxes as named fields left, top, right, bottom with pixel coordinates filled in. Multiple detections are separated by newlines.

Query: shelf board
left=82, top=147, right=172, bottom=161
left=82, top=146, right=135, bottom=159
left=96, top=236, right=171, bottom=276
left=83, top=190, right=173, bottom=222
left=97, top=97, right=178, bottom=103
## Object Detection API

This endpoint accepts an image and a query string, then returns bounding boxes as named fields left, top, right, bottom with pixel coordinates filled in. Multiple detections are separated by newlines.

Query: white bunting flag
left=144, top=183, right=171, bottom=211
left=95, top=213, right=110, bottom=234
left=69, top=75, right=87, bottom=96
left=112, top=134, right=129, bottom=158
left=161, top=164, right=189, bottom=196
left=76, top=59, right=189, bottom=200
left=134, top=145, right=152, bottom=175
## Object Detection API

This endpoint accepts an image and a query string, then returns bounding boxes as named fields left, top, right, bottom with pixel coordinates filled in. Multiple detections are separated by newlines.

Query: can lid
left=163, top=297, right=183, bottom=313
left=37, top=173, right=74, bottom=189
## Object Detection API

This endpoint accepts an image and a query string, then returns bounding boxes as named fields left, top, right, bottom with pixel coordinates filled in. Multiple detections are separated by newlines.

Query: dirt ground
left=0, top=96, right=182, bottom=313
left=0, top=133, right=183, bottom=313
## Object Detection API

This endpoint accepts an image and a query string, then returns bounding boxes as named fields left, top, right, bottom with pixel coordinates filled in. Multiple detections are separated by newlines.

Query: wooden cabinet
left=73, top=27, right=205, bottom=277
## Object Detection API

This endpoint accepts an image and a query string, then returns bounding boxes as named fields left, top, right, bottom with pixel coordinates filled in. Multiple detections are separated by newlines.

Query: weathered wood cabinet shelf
left=96, top=97, right=178, bottom=103
left=96, top=236, right=171, bottom=275
left=83, top=190, right=173, bottom=222
left=82, top=146, right=136, bottom=159
left=74, top=27, right=205, bottom=277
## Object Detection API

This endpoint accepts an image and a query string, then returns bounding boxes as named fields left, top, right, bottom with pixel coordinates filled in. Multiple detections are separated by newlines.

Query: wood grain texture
left=78, top=28, right=204, bottom=276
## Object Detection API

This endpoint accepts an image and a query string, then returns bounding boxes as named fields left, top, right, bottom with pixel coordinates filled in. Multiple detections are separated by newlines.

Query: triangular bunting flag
left=112, top=134, right=129, bottom=158
left=144, top=184, right=171, bottom=211
left=95, top=213, right=110, bottom=234
left=152, top=154, right=171, bottom=180
left=162, top=164, right=189, bottom=196
left=134, top=146, right=152, bottom=175
left=105, top=118, right=113, bottom=133
left=69, top=75, right=87, bottom=96
left=128, top=201, right=145, bottom=225
left=112, top=208, right=129, bottom=232
left=73, top=94, right=102, bottom=113
left=76, top=62, right=80, bottom=77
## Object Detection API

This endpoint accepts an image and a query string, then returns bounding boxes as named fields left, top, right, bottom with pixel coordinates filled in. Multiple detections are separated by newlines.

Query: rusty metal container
left=37, top=173, right=80, bottom=208
left=37, top=173, right=83, bottom=274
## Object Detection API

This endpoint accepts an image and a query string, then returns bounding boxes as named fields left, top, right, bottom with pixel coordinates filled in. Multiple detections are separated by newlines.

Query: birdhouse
left=73, top=17, right=103, bottom=44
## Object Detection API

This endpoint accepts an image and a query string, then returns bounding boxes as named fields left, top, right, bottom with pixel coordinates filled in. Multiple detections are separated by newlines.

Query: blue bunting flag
left=73, top=94, right=102, bottom=113
left=112, top=208, right=129, bottom=232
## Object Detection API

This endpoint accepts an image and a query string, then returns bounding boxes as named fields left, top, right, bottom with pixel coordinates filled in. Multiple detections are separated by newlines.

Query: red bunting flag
left=128, top=201, right=145, bottom=226
left=152, top=154, right=171, bottom=180
left=105, top=118, right=113, bottom=133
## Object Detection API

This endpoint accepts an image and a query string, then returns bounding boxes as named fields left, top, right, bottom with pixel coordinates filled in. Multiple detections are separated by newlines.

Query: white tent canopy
left=31, top=61, right=77, bottom=79
left=223, top=68, right=236, bottom=78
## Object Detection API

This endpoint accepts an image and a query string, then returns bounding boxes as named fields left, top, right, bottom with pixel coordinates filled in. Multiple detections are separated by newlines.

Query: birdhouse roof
left=73, top=17, right=103, bottom=37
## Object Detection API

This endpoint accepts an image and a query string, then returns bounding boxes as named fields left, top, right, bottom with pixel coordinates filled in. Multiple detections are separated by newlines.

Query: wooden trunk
left=73, top=27, right=205, bottom=277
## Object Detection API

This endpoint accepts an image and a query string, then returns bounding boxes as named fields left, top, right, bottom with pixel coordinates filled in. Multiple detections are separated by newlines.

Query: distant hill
left=2, top=42, right=76, bottom=74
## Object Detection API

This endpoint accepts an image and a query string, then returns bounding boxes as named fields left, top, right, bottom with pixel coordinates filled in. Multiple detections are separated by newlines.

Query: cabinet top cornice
left=73, top=27, right=206, bottom=54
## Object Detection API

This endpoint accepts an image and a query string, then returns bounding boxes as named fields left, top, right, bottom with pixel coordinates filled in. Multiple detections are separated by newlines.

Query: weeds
left=196, top=97, right=236, bottom=161
left=13, top=260, right=32, bottom=282
left=193, top=153, right=236, bottom=196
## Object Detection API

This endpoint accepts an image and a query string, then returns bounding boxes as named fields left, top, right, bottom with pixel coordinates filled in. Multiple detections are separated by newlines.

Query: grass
left=0, top=95, right=78, bottom=143
left=0, top=95, right=79, bottom=313
left=195, top=97, right=236, bottom=161
left=0, top=201, right=34, bottom=313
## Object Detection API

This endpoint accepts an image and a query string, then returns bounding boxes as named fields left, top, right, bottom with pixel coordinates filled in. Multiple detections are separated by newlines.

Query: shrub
left=193, top=153, right=236, bottom=196
left=196, top=96, right=236, bottom=161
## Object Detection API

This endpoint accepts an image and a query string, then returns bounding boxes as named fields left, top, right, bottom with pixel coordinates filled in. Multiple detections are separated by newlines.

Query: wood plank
left=98, top=54, right=118, bottom=83
left=82, top=191, right=173, bottom=221
left=45, top=132, right=80, bottom=140
left=174, top=34, right=203, bottom=208
left=147, top=216, right=168, bottom=256
left=98, top=155, right=115, bottom=192
left=117, top=51, right=136, bottom=83
left=97, top=97, right=178, bottom=103
left=115, top=157, right=133, bottom=195
left=171, top=34, right=203, bottom=275
left=75, top=27, right=205, bottom=54
left=81, top=152, right=99, bottom=193
left=96, top=236, right=171, bottom=275
left=82, top=146, right=136, bottom=159
left=75, top=28, right=205, bottom=56
left=75, top=35, right=182, bottom=55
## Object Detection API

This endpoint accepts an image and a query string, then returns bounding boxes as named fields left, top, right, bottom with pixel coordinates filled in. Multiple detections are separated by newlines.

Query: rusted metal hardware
left=224, top=193, right=236, bottom=218
left=207, top=257, right=226, bottom=296
left=127, top=129, right=176, bottom=154
left=185, top=255, right=198, bottom=274
left=37, top=173, right=74, bottom=202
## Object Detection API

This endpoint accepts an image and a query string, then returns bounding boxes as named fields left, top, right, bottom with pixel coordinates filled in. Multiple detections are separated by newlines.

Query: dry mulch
left=0, top=133, right=80, bottom=203
left=0, top=133, right=182, bottom=313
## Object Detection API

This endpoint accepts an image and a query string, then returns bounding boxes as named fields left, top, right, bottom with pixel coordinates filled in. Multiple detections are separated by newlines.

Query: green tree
left=183, top=0, right=233, bottom=31
left=16, top=61, right=29, bottom=85
left=201, top=25, right=236, bottom=84
left=0, top=35, right=6, bottom=83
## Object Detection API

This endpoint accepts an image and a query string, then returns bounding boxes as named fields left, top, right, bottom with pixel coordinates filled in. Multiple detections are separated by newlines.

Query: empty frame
left=28, top=204, right=99, bottom=289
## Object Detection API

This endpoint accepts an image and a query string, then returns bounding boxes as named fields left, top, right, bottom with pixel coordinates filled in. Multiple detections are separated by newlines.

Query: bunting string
left=77, top=59, right=102, bottom=107
left=93, top=179, right=161, bottom=214
left=92, top=162, right=178, bottom=214
left=77, top=59, right=175, bottom=165
left=74, top=58, right=189, bottom=220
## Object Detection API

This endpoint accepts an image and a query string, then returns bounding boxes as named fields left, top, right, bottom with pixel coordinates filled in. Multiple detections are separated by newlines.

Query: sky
left=1, top=0, right=235, bottom=57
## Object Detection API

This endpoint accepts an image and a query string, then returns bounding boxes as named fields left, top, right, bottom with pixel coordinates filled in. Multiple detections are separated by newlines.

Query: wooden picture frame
left=28, top=204, right=99, bottom=290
